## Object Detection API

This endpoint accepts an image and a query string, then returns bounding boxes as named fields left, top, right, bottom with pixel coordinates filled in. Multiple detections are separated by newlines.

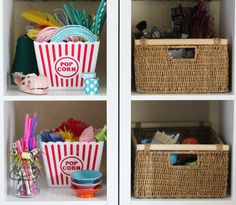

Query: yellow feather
left=21, top=10, right=61, bottom=27
left=27, top=28, right=41, bottom=40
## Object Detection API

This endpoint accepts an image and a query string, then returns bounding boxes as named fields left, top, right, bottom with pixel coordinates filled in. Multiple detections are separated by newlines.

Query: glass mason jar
left=10, top=165, right=40, bottom=198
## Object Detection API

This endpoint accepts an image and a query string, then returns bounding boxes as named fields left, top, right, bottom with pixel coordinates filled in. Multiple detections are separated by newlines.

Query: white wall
left=132, top=101, right=210, bottom=123
left=132, top=0, right=220, bottom=36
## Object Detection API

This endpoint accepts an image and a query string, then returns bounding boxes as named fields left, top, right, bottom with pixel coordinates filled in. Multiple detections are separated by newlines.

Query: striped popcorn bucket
left=34, top=41, right=100, bottom=90
left=40, top=142, right=104, bottom=187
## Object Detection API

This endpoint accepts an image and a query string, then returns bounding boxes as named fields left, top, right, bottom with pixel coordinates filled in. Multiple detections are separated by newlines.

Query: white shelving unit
left=0, top=0, right=118, bottom=205
left=1, top=0, right=236, bottom=205
left=4, top=86, right=107, bottom=101
left=120, top=0, right=236, bottom=205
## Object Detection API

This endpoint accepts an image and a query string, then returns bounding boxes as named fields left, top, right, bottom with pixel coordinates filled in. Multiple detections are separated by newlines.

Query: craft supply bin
left=34, top=42, right=100, bottom=90
left=40, top=141, right=104, bottom=187
left=134, top=39, right=229, bottom=94
left=132, top=122, right=229, bottom=198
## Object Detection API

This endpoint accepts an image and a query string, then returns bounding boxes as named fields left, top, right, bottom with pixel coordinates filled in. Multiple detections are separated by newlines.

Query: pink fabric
left=79, top=126, right=96, bottom=142
left=35, top=26, right=80, bottom=42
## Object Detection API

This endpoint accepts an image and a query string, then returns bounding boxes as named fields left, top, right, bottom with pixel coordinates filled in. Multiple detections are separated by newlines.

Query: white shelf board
left=131, top=198, right=233, bottom=205
left=131, top=92, right=235, bottom=101
left=5, top=178, right=107, bottom=204
left=4, top=86, right=107, bottom=101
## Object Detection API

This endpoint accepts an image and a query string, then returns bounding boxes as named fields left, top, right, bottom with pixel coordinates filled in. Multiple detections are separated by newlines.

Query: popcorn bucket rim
left=39, top=141, right=104, bottom=145
left=33, top=41, right=100, bottom=45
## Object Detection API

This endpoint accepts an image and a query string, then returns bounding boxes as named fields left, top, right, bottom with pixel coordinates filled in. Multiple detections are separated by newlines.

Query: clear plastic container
left=10, top=165, right=40, bottom=198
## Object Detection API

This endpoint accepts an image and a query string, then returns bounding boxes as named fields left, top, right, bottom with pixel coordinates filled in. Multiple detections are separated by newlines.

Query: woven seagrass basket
left=132, top=122, right=229, bottom=198
left=134, top=39, right=229, bottom=93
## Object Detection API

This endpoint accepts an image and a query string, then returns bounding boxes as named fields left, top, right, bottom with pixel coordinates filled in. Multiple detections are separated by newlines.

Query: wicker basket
left=132, top=122, right=229, bottom=198
left=134, top=39, right=229, bottom=93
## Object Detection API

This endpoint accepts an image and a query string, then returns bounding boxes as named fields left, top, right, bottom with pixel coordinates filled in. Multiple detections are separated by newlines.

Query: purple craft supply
left=40, top=131, right=52, bottom=143
left=39, top=130, right=65, bottom=143
left=49, top=132, right=65, bottom=142
left=29, top=138, right=33, bottom=151
left=24, top=23, right=38, bottom=33
left=31, top=114, right=37, bottom=138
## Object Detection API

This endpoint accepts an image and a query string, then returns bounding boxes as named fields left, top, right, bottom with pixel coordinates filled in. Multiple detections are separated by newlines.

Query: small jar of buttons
left=82, top=73, right=99, bottom=95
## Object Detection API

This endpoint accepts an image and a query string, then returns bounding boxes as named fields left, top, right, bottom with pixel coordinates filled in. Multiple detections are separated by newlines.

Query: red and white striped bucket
left=40, top=141, right=104, bottom=187
left=34, top=41, right=100, bottom=90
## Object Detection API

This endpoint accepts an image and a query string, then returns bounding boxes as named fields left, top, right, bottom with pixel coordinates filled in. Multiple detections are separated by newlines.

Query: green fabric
left=12, top=35, right=39, bottom=75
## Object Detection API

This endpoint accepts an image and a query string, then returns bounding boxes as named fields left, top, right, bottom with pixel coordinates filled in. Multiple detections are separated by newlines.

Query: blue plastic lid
left=82, top=72, right=96, bottom=79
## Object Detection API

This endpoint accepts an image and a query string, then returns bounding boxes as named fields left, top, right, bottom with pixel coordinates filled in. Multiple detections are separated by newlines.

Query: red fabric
left=55, top=118, right=89, bottom=140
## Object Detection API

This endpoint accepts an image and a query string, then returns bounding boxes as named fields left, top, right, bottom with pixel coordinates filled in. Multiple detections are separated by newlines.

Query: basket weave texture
left=133, top=126, right=229, bottom=198
left=134, top=39, right=229, bottom=93
left=134, top=150, right=228, bottom=198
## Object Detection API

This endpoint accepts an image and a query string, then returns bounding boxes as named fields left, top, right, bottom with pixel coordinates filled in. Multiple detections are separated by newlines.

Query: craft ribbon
left=50, top=25, right=97, bottom=42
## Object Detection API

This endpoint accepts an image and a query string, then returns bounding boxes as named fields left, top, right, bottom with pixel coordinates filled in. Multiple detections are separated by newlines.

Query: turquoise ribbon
left=51, top=25, right=97, bottom=42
